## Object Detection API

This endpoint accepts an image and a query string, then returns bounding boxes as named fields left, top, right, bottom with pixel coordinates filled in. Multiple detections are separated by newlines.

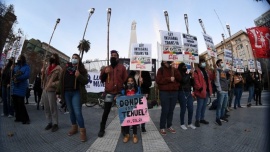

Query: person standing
left=42, top=53, right=62, bottom=132
left=177, top=63, right=196, bottom=130
left=227, top=70, right=234, bottom=108
left=246, top=71, right=255, bottom=107
left=214, top=59, right=229, bottom=126
left=194, top=58, right=212, bottom=127
left=156, top=61, right=180, bottom=135
left=57, top=54, right=88, bottom=142
left=254, top=71, right=262, bottom=105
left=98, top=50, right=128, bottom=137
left=11, top=55, right=30, bottom=124
left=1, top=58, right=14, bottom=117
left=33, top=73, right=43, bottom=110
left=233, top=72, right=245, bottom=109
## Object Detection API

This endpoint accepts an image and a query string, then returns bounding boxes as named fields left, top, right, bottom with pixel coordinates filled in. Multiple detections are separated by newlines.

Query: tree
left=77, top=39, right=90, bottom=60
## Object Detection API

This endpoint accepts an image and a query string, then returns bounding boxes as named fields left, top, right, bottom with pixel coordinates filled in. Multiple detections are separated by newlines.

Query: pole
left=107, top=8, right=111, bottom=83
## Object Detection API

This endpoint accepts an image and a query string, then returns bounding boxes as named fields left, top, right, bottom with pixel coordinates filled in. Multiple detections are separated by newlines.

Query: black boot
left=98, top=123, right=105, bottom=137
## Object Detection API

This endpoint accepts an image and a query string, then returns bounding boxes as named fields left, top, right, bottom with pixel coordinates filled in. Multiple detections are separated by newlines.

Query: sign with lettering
left=116, top=94, right=150, bottom=126
left=85, top=72, right=105, bottom=93
left=130, top=43, right=152, bottom=71
left=248, top=59, right=256, bottom=72
left=236, top=58, right=244, bottom=73
left=202, top=33, right=217, bottom=58
left=224, top=49, right=232, bottom=70
left=160, top=30, right=183, bottom=61
left=182, top=33, right=199, bottom=63
left=257, top=61, right=262, bottom=74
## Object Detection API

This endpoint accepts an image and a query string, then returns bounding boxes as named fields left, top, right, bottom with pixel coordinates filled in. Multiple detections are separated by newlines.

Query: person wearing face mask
left=177, top=62, right=196, bottom=130
left=56, top=54, right=88, bottom=142
left=214, top=59, right=229, bottom=126
left=193, top=58, right=212, bottom=127
left=10, top=55, right=30, bottom=124
left=98, top=50, right=128, bottom=137
left=156, top=61, right=181, bottom=135
left=1, top=58, right=14, bottom=117
left=41, top=53, right=62, bottom=132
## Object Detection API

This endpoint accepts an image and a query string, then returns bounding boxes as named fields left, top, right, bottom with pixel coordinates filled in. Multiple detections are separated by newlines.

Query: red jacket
left=193, top=67, right=213, bottom=98
left=100, top=64, right=128, bottom=94
left=156, top=66, right=181, bottom=91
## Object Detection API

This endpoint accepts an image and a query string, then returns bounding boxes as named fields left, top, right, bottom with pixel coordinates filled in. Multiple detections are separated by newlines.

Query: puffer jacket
left=11, top=64, right=30, bottom=97
left=193, top=67, right=213, bottom=98
left=156, top=66, right=181, bottom=91
left=43, top=65, right=62, bottom=91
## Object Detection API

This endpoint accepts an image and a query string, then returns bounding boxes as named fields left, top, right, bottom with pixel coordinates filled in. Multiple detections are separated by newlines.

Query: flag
left=246, top=27, right=270, bottom=58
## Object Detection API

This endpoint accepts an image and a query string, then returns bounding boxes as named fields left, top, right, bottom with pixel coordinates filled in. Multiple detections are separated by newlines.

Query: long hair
left=52, top=53, right=60, bottom=65
left=124, top=75, right=138, bottom=93
left=20, top=54, right=27, bottom=65
left=73, top=53, right=87, bottom=75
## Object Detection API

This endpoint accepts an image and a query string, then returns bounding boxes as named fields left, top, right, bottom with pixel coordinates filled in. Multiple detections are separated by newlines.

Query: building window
left=236, top=44, right=243, bottom=50
left=235, top=38, right=241, bottom=44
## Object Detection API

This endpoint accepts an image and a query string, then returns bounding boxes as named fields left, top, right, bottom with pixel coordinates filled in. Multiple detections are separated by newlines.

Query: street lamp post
left=163, top=10, right=170, bottom=31
left=82, top=8, right=95, bottom=41
left=107, top=8, right=111, bottom=66
left=184, top=14, right=189, bottom=35
left=198, top=19, right=206, bottom=34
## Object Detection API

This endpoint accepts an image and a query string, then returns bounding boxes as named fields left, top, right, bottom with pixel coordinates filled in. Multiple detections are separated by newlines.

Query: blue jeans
left=248, top=86, right=254, bottom=104
left=216, top=92, right=228, bottom=119
left=178, top=91, right=194, bottom=125
left=64, top=90, right=85, bottom=128
left=195, top=93, right=209, bottom=121
left=159, top=91, right=178, bottom=129
left=2, top=86, right=14, bottom=116
left=234, top=87, right=243, bottom=108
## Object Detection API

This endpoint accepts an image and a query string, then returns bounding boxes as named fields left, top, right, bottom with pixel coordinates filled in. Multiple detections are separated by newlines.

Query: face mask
left=200, top=62, right=206, bottom=68
left=110, top=57, right=117, bottom=66
left=49, top=58, right=55, bottom=64
left=127, top=83, right=134, bottom=89
left=182, top=68, right=187, bottom=73
left=71, top=59, right=78, bottom=65
left=220, top=63, right=224, bottom=68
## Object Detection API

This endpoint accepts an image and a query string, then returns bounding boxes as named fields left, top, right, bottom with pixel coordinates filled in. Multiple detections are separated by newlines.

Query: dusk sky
left=4, top=0, right=270, bottom=61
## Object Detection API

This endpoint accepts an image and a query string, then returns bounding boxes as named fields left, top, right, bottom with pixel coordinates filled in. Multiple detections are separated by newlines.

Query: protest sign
left=202, top=33, right=217, bottom=58
left=236, top=58, right=244, bottom=73
left=182, top=33, right=199, bottom=63
left=85, top=72, right=105, bottom=93
left=248, top=59, right=256, bottom=72
left=224, top=49, right=232, bottom=70
left=257, top=61, right=262, bottom=74
left=116, top=94, right=150, bottom=126
left=130, top=43, right=152, bottom=71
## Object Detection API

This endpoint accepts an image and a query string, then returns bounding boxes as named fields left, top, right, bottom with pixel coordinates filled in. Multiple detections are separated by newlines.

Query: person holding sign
left=156, top=61, right=181, bottom=135
left=56, top=54, right=88, bottom=142
left=246, top=71, right=256, bottom=107
left=98, top=50, right=128, bottom=137
left=233, top=72, right=245, bottom=109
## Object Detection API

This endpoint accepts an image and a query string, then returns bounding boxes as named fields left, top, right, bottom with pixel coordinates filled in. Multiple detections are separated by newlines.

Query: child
left=122, top=76, right=140, bottom=144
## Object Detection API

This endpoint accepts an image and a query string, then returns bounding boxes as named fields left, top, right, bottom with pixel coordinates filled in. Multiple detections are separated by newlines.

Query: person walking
left=98, top=50, right=128, bottom=137
left=1, top=58, right=14, bottom=117
left=156, top=61, right=180, bottom=135
left=41, top=53, right=62, bottom=132
left=11, top=55, right=30, bottom=124
left=177, top=63, right=196, bottom=130
left=33, top=73, right=43, bottom=110
left=194, top=58, right=212, bottom=127
left=246, top=71, right=255, bottom=107
left=233, top=72, right=245, bottom=109
left=56, top=54, right=88, bottom=142
left=214, top=59, right=229, bottom=126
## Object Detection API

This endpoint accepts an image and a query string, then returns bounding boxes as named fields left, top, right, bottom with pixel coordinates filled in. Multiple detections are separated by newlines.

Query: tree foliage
left=77, top=39, right=90, bottom=60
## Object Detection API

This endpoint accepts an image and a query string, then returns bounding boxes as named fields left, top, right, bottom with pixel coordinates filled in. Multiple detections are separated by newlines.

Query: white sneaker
left=8, top=115, right=13, bottom=118
left=180, top=125, right=188, bottom=130
left=188, top=124, right=196, bottom=129
left=64, top=111, right=69, bottom=114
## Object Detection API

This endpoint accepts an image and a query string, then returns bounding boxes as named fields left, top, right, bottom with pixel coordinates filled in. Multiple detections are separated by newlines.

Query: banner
left=116, top=94, right=150, bottom=126
left=246, top=27, right=270, bottom=58
left=257, top=61, right=262, bottom=74
left=248, top=59, right=256, bottom=72
left=182, top=33, right=199, bottom=63
left=130, top=43, right=152, bottom=71
left=236, top=58, right=244, bottom=73
left=11, top=37, right=25, bottom=62
left=85, top=72, right=105, bottom=93
left=224, top=49, right=232, bottom=70
left=160, top=30, right=183, bottom=61
left=202, top=33, right=217, bottom=58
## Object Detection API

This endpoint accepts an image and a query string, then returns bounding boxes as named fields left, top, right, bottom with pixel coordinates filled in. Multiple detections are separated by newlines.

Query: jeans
left=178, top=91, right=194, bottom=125
left=216, top=91, right=228, bottom=119
left=234, top=87, right=243, bottom=108
left=65, top=90, right=85, bottom=128
left=248, top=86, right=254, bottom=104
left=228, top=88, right=234, bottom=107
left=2, top=86, right=14, bottom=116
left=195, top=93, right=209, bottom=121
left=159, top=91, right=178, bottom=129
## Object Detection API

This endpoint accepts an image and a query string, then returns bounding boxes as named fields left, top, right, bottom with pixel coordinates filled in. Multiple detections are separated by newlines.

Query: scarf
left=48, top=65, right=57, bottom=75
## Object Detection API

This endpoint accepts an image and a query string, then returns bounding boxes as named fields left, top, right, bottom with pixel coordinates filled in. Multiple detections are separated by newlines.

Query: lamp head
left=199, top=19, right=202, bottom=23
left=163, top=10, right=168, bottom=16
left=226, top=24, right=230, bottom=30
left=90, top=8, right=95, bottom=14
left=107, top=8, right=111, bottom=14
left=184, top=14, right=188, bottom=19
left=222, top=33, right=224, bottom=37
left=56, top=18, right=60, bottom=23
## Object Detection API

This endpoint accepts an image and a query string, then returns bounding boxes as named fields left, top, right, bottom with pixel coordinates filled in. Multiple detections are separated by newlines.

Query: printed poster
left=236, top=58, right=244, bottom=73
left=116, top=94, right=150, bottom=126
left=248, top=59, right=256, bottom=72
left=130, top=43, right=152, bottom=71
left=85, top=72, right=105, bottom=93
left=160, top=30, right=183, bottom=61
left=257, top=61, right=262, bottom=74
left=224, top=49, right=232, bottom=70
left=202, top=33, right=217, bottom=58
left=182, top=33, right=199, bottom=63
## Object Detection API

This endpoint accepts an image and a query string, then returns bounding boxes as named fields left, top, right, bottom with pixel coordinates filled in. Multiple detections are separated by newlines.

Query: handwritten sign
left=182, top=33, right=199, bottom=63
left=116, top=94, right=150, bottom=126
left=130, top=43, right=152, bottom=71
left=85, top=72, right=105, bottom=93
left=202, top=33, right=217, bottom=58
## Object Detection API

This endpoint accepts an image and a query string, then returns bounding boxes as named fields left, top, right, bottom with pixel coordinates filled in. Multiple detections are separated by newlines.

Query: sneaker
left=187, top=124, right=196, bottom=129
left=247, top=104, right=251, bottom=107
left=220, top=117, right=229, bottom=122
left=215, top=119, right=222, bottom=126
left=141, top=127, right=146, bottom=133
left=160, top=129, right=166, bottom=135
left=180, top=125, right=187, bottom=130
left=195, top=120, right=200, bottom=127
left=167, top=127, right=176, bottom=133
left=8, top=115, right=13, bottom=118
left=64, top=111, right=69, bottom=114
left=200, top=120, right=209, bottom=124
left=51, top=124, right=59, bottom=132
left=98, top=130, right=105, bottom=137
left=45, top=123, right=52, bottom=130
